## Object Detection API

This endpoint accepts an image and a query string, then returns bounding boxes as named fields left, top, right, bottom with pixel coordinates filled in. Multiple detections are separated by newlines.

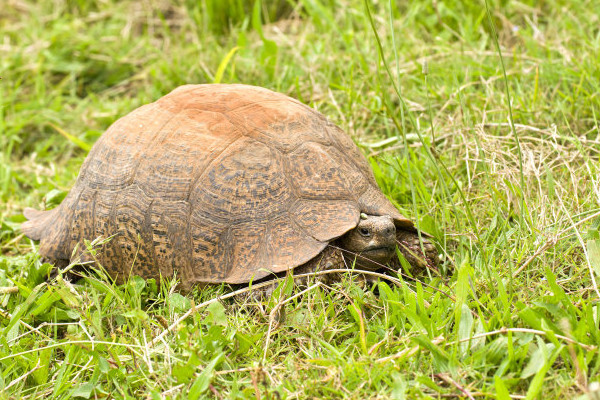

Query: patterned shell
left=22, top=84, right=413, bottom=287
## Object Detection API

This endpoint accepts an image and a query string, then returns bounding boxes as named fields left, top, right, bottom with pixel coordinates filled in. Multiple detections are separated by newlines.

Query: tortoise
left=22, top=84, right=439, bottom=292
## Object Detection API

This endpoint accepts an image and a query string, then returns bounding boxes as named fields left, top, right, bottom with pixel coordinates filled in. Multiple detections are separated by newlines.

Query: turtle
left=22, top=84, right=439, bottom=293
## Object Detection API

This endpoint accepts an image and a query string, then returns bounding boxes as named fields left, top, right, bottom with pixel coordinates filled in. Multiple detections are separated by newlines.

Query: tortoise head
left=336, top=213, right=396, bottom=270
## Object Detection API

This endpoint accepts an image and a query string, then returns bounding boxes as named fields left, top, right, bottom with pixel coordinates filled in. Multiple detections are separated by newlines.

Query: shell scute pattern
left=291, top=199, right=360, bottom=242
left=324, top=144, right=371, bottom=196
left=286, top=142, right=353, bottom=200
left=189, top=212, right=231, bottom=282
left=237, top=108, right=330, bottom=154
left=81, top=104, right=166, bottom=191
left=265, top=213, right=325, bottom=271
left=228, top=221, right=268, bottom=282
left=84, top=190, right=120, bottom=275
left=69, top=189, right=96, bottom=251
left=150, top=199, right=192, bottom=280
left=113, top=185, right=156, bottom=278
left=194, top=139, right=291, bottom=220
left=136, top=109, right=243, bottom=200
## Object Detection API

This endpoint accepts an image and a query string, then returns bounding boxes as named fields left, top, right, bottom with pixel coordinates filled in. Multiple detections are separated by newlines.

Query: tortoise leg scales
left=394, top=230, right=440, bottom=276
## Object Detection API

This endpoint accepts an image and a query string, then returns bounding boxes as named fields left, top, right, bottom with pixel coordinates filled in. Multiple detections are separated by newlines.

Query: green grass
left=1, top=0, right=600, bottom=398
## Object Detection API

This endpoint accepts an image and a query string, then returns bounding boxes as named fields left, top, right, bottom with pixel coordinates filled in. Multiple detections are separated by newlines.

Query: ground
left=1, top=0, right=600, bottom=398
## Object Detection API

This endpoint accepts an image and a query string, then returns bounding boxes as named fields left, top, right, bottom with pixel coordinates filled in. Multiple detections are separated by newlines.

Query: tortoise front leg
left=394, top=230, right=440, bottom=277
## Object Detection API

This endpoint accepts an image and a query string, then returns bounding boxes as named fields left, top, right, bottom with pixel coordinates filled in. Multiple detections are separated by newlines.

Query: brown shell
left=22, top=84, right=413, bottom=287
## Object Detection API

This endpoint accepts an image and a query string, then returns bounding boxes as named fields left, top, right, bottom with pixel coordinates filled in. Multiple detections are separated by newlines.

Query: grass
left=1, top=0, right=600, bottom=398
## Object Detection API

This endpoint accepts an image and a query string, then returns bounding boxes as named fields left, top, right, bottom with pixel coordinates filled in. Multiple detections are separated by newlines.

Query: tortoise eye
left=359, top=227, right=371, bottom=237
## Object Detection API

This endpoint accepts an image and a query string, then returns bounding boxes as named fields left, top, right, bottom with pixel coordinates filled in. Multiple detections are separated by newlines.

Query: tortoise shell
left=22, top=84, right=413, bottom=287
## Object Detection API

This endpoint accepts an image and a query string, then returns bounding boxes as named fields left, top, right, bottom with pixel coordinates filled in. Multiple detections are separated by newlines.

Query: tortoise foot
left=395, top=230, right=440, bottom=276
